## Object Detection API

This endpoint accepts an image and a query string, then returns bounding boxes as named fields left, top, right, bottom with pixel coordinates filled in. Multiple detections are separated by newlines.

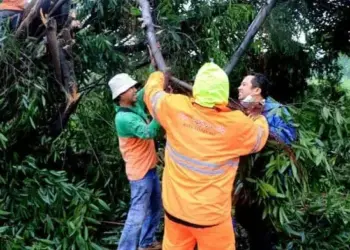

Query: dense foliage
left=0, top=0, right=349, bottom=249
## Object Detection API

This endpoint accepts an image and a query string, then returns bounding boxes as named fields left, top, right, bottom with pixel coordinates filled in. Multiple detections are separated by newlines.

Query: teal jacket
left=114, top=88, right=161, bottom=139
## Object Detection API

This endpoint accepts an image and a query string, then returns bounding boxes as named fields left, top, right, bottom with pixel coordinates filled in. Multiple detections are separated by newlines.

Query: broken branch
left=46, top=18, right=63, bottom=87
left=15, top=0, right=43, bottom=38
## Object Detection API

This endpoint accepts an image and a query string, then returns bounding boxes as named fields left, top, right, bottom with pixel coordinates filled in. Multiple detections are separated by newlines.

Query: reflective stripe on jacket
left=114, top=88, right=161, bottom=181
left=144, top=72, right=269, bottom=226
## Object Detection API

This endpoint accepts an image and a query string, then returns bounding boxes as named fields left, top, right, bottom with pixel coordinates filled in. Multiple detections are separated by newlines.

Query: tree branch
left=15, top=0, right=43, bottom=38
left=46, top=18, right=63, bottom=87
left=48, top=16, right=81, bottom=138
left=137, top=0, right=167, bottom=72
left=137, top=0, right=193, bottom=91
left=224, top=0, right=277, bottom=74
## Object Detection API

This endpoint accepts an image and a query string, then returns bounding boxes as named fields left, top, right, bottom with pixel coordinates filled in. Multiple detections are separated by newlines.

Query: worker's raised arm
left=143, top=71, right=168, bottom=128
left=235, top=114, right=269, bottom=156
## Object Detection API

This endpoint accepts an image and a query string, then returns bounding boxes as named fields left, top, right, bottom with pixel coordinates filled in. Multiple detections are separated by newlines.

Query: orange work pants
left=162, top=215, right=235, bottom=250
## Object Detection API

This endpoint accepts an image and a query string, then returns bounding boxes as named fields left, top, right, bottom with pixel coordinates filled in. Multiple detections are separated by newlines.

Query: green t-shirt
left=114, top=88, right=161, bottom=139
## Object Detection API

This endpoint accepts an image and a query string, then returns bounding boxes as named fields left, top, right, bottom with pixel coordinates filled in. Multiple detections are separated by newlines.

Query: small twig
left=102, top=221, right=125, bottom=226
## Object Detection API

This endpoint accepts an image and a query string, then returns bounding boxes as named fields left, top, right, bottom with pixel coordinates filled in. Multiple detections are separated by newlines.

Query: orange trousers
left=162, top=215, right=235, bottom=250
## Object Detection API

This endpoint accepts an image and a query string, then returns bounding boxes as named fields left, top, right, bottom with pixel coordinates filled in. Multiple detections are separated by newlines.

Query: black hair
left=250, top=73, right=271, bottom=99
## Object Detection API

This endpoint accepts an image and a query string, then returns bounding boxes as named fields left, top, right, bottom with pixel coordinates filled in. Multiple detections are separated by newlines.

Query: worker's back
left=144, top=70, right=269, bottom=226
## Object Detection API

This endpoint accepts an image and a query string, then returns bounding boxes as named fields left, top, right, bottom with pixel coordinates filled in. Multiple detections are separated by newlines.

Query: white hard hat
left=108, top=73, right=138, bottom=100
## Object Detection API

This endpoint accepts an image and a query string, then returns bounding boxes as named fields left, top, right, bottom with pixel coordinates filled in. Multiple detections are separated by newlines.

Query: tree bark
left=15, top=0, right=43, bottom=38
left=137, top=0, right=167, bottom=72
left=46, top=18, right=63, bottom=87
left=224, top=0, right=277, bottom=74
left=137, top=0, right=193, bottom=91
left=46, top=13, right=81, bottom=137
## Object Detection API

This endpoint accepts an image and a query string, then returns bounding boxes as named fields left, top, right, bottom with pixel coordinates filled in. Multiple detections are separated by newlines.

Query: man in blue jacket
left=234, top=73, right=297, bottom=250
left=238, top=73, right=297, bottom=145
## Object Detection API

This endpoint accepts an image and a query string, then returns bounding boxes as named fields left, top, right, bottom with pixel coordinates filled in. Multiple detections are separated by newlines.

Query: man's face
left=120, top=86, right=137, bottom=105
left=238, top=75, right=261, bottom=101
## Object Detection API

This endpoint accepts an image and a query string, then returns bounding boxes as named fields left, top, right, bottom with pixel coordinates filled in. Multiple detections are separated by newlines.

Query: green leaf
left=68, top=221, right=75, bottom=231
left=29, top=117, right=36, bottom=129
left=0, top=133, right=8, bottom=148
left=322, top=107, right=330, bottom=120
left=86, top=217, right=101, bottom=225
left=315, top=152, right=323, bottom=166
left=0, top=226, right=9, bottom=233
left=260, top=182, right=278, bottom=196
left=89, top=203, right=100, bottom=211
left=41, top=95, right=46, bottom=107
left=46, top=215, right=54, bottom=232
left=37, top=238, right=55, bottom=245
left=335, top=108, right=342, bottom=124
left=245, top=177, right=257, bottom=183
left=84, top=226, right=89, bottom=241
left=0, top=210, right=10, bottom=216
left=262, top=208, right=267, bottom=219
left=291, top=161, right=300, bottom=183
left=130, top=7, right=141, bottom=16
left=90, top=242, right=103, bottom=250
left=76, top=234, right=86, bottom=249
left=98, top=199, right=110, bottom=211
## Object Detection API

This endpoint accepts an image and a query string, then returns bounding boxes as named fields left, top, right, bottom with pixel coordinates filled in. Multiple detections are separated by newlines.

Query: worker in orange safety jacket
left=143, top=62, right=269, bottom=250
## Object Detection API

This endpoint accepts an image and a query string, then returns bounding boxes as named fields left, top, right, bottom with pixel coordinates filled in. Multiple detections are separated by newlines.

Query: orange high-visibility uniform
left=144, top=71, right=269, bottom=249
left=0, top=0, right=25, bottom=11
left=163, top=215, right=235, bottom=250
